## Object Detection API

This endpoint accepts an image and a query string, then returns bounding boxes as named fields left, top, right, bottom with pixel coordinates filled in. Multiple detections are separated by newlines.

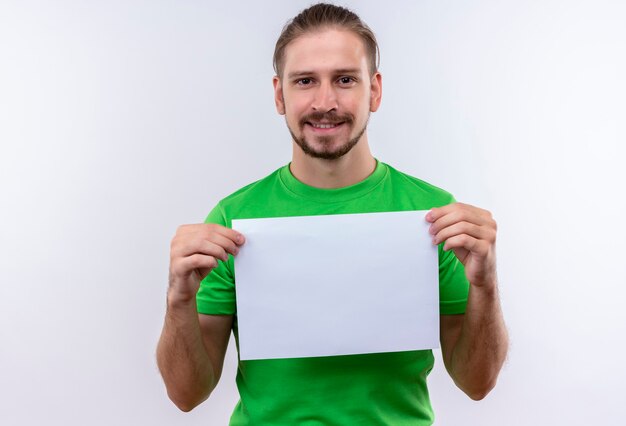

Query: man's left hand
left=426, top=202, right=497, bottom=289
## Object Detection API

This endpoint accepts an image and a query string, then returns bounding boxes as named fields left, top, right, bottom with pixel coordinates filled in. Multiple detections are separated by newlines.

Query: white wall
left=1, top=1, right=624, bottom=425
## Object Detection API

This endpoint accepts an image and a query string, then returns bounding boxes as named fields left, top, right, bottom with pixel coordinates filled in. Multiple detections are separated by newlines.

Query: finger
left=173, top=226, right=244, bottom=255
left=208, top=224, right=246, bottom=246
left=177, top=223, right=246, bottom=246
left=432, top=221, right=494, bottom=246
left=184, top=254, right=219, bottom=281
left=203, top=232, right=241, bottom=258
left=425, top=202, right=462, bottom=223
left=176, top=239, right=231, bottom=262
left=170, top=253, right=219, bottom=279
left=443, top=234, right=490, bottom=257
left=428, top=205, right=493, bottom=236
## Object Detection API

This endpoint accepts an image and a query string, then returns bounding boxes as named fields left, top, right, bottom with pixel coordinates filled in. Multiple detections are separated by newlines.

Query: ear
left=369, top=72, right=382, bottom=112
left=273, top=75, right=286, bottom=115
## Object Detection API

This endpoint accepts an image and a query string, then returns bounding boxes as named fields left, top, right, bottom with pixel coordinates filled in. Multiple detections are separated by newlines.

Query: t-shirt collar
left=278, top=158, right=388, bottom=203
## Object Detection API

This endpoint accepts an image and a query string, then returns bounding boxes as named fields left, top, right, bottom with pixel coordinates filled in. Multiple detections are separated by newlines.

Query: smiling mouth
left=307, top=122, right=344, bottom=129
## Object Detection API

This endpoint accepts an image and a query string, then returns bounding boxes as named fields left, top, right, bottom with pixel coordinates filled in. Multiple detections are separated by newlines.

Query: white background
left=1, top=1, right=624, bottom=425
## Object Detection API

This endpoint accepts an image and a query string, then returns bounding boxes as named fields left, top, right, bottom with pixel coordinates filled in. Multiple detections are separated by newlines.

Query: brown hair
left=273, top=3, right=380, bottom=78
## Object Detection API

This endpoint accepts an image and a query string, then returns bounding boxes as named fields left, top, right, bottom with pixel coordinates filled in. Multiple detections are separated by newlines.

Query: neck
left=290, top=135, right=376, bottom=189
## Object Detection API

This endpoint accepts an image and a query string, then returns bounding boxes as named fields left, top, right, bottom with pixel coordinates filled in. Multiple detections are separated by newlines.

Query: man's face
left=273, top=29, right=382, bottom=160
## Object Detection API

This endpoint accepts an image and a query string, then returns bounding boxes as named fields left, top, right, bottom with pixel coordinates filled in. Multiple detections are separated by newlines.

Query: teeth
left=311, top=123, right=338, bottom=129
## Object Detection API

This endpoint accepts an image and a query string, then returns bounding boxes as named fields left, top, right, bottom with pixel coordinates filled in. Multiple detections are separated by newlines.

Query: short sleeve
left=195, top=203, right=237, bottom=315
left=438, top=245, right=470, bottom=314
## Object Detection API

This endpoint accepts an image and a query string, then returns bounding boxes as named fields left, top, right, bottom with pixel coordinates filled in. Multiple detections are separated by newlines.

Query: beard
left=287, top=110, right=369, bottom=160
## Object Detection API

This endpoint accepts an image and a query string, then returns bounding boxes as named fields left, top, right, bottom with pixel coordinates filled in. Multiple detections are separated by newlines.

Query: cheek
left=283, top=105, right=304, bottom=129
left=285, top=99, right=310, bottom=121
left=348, top=101, right=370, bottom=122
left=340, top=91, right=369, bottom=114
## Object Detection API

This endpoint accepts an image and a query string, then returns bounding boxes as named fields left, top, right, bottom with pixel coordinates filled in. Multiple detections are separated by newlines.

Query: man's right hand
left=168, top=223, right=245, bottom=305
left=159, top=223, right=243, bottom=411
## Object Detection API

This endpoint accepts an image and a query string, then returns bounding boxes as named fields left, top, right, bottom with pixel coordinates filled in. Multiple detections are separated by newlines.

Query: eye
left=296, top=78, right=313, bottom=86
left=338, top=76, right=356, bottom=85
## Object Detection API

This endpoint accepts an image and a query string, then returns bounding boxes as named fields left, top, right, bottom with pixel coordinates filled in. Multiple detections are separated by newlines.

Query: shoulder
left=207, top=166, right=285, bottom=223
left=383, top=162, right=456, bottom=207
left=219, top=167, right=282, bottom=205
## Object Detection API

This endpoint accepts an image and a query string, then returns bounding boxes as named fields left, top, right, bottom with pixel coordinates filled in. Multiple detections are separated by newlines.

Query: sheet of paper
left=232, top=211, right=439, bottom=361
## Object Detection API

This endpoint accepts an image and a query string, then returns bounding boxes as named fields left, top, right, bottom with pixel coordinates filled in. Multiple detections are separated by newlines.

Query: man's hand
left=426, top=202, right=497, bottom=288
left=427, top=202, right=507, bottom=400
left=168, top=223, right=245, bottom=305
left=158, top=223, right=244, bottom=411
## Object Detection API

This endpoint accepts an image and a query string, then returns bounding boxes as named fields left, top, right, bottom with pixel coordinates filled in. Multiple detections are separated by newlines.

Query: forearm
left=448, top=281, right=509, bottom=400
left=156, top=296, right=215, bottom=411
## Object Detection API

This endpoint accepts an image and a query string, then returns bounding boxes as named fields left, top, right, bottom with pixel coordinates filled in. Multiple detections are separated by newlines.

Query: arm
left=439, top=285, right=507, bottom=400
left=156, top=224, right=245, bottom=411
left=157, top=307, right=232, bottom=411
left=427, top=203, right=508, bottom=400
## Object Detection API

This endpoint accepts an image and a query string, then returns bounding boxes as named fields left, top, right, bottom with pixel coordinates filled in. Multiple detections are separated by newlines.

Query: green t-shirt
left=197, top=160, right=469, bottom=425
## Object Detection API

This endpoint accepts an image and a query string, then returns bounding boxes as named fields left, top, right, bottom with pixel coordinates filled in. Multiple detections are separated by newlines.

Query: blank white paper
left=232, top=211, right=439, bottom=361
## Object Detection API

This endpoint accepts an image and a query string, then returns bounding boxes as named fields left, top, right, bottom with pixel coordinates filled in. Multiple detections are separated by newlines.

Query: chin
left=299, top=138, right=360, bottom=160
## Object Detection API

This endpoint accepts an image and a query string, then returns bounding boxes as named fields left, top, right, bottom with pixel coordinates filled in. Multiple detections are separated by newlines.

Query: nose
left=311, top=81, right=338, bottom=112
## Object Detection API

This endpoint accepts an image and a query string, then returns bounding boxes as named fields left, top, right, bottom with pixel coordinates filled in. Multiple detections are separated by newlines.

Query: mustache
left=299, top=111, right=354, bottom=127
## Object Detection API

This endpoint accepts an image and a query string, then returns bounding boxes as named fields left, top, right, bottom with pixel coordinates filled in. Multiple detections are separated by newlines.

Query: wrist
left=469, top=266, right=498, bottom=289
left=167, top=289, right=197, bottom=310
left=470, top=277, right=499, bottom=296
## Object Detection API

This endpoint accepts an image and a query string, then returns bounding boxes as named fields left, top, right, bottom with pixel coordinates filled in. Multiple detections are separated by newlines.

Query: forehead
left=282, top=29, right=368, bottom=75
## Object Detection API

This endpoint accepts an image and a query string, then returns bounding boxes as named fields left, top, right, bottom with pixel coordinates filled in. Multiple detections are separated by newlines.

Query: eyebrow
left=287, top=68, right=361, bottom=79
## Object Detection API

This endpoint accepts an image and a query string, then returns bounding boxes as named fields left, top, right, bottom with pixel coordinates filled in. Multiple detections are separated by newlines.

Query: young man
left=157, top=3, right=508, bottom=425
